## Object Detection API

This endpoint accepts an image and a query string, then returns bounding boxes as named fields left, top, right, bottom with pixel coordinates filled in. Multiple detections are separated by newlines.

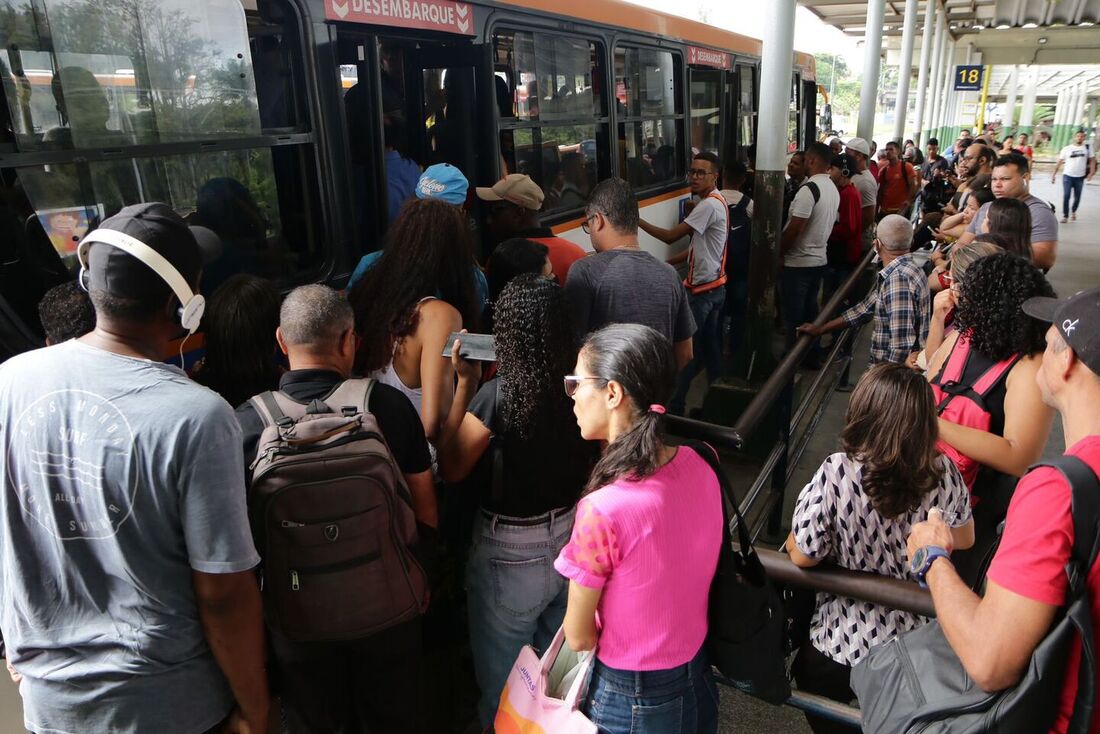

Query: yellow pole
left=975, top=64, right=991, bottom=133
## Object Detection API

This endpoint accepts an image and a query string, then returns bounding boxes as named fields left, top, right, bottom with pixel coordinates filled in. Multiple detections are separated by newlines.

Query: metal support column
left=926, top=15, right=947, bottom=143
left=1073, top=83, right=1088, bottom=135
left=1052, top=87, right=1066, bottom=147
left=742, top=0, right=797, bottom=383
left=1003, top=65, right=1019, bottom=134
left=893, top=0, right=919, bottom=142
left=858, top=0, right=886, bottom=141
left=935, top=40, right=955, bottom=141
left=913, top=0, right=937, bottom=146
left=1018, top=67, right=1038, bottom=135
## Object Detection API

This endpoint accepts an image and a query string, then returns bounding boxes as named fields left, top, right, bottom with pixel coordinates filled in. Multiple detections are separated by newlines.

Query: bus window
left=0, top=0, right=324, bottom=291
left=736, top=63, right=756, bottom=161
left=615, top=46, right=683, bottom=190
left=788, top=73, right=801, bottom=153
left=689, top=69, right=722, bottom=157
left=493, top=28, right=607, bottom=214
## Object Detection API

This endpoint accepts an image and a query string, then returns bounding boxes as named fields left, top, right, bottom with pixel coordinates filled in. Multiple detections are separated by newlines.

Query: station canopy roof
left=800, top=0, right=1100, bottom=37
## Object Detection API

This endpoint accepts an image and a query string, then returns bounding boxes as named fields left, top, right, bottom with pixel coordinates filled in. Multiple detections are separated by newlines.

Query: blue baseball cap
left=416, top=164, right=468, bottom=205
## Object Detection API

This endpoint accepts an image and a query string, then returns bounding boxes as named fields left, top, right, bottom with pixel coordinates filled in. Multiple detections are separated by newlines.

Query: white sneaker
left=1061, top=216, right=1068, bottom=223
left=1071, top=212, right=1077, bottom=221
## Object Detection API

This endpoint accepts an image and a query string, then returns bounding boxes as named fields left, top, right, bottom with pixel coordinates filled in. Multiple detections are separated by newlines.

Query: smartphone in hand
left=442, top=332, right=497, bottom=362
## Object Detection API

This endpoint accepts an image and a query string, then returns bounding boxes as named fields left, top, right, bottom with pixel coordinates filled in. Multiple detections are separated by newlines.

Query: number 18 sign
left=954, top=65, right=983, bottom=91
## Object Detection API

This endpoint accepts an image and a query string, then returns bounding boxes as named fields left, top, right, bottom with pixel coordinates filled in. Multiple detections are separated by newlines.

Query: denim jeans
left=780, top=265, right=826, bottom=359
left=582, top=646, right=719, bottom=734
left=671, top=287, right=726, bottom=414
left=466, top=506, right=575, bottom=726
left=1063, top=174, right=1085, bottom=217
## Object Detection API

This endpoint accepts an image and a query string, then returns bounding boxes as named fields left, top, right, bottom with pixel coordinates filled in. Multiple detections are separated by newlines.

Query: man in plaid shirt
left=798, top=214, right=929, bottom=366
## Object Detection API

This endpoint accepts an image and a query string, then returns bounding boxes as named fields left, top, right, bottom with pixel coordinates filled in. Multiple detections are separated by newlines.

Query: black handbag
left=688, top=441, right=792, bottom=705
left=851, top=456, right=1100, bottom=733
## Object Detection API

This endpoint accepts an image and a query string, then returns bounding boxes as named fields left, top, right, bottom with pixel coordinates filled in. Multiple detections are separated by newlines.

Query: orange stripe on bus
left=550, top=186, right=690, bottom=235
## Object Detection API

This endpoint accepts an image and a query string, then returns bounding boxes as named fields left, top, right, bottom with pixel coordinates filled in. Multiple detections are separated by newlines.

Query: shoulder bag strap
left=684, top=440, right=754, bottom=554
left=1031, top=456, right=1100, bottom=733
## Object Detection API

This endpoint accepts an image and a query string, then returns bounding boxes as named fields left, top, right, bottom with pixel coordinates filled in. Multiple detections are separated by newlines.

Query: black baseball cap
left=1023, top=287, right=1100, bottom=374
left=830, top=153, right=856, bottom=177
left=85, top=203, right=222, bottom=300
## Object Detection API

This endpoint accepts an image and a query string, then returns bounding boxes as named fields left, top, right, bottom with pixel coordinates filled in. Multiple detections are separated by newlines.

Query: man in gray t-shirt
left=566, top=178, right=695, bottom=366
left=0, top=204, right=267, bottom=734
left=958, top=152, right=1058, bottom=270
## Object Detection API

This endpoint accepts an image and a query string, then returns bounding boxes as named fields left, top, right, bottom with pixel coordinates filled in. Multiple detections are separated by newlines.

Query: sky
left=625, top=0, right=864, bottom=70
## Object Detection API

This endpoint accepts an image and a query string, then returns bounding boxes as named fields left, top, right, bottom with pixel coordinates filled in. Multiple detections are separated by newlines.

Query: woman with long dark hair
left=437, top=274, right=597, bottom=727
left=926, top=252, right=1056, bottom=580
left=349, top=198, right=481, bottom=451
left=787, top=363, right=974, bottom=734
left=981, top=197, right=1033, bottom=260
left=192, top=274, right=282, bottom=407
left=484, top=238, right=550, bottom=330
left=554, top=324, right=722, bottom=734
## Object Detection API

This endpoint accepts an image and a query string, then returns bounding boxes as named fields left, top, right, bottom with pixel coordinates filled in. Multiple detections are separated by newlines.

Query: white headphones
left=77, top=228, right=206, bottom=334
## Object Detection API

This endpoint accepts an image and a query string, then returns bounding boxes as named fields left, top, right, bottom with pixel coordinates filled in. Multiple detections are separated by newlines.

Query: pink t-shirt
left=554, top=447, right=722, bottom=670
left=986, top=435, right=1100, bottom=734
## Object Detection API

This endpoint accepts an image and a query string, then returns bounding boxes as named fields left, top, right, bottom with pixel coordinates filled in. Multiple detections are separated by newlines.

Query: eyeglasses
left=687, top=168, right=716, bottom=178
left=563, top=375, right=606, bottom=397
left=581, top=214, right=596, bottom=234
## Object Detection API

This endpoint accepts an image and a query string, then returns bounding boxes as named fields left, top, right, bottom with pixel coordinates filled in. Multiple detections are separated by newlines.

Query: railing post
left=768, top=377, right=794, bottom=537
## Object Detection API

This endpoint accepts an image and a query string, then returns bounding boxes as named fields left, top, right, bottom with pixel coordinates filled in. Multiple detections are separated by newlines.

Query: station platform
left=719, top=169, right=1099, bottom=732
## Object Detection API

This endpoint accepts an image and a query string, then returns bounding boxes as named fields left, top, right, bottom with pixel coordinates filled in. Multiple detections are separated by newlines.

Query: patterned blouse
left=792, top=452, right=971, bottom=667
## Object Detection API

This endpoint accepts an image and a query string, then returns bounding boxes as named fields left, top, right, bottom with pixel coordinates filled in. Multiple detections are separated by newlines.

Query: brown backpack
left=248, top=379, right=428, bottom=642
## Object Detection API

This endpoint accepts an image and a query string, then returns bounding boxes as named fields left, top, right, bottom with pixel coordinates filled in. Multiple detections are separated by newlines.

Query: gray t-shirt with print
left=0, top=340, right=259, bottom=734
left=682, top=192, right=729, bottom=288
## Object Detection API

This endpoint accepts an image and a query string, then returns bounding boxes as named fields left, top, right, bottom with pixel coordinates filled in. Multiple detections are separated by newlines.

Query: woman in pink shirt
left=555, top=324, right=723, bottom=734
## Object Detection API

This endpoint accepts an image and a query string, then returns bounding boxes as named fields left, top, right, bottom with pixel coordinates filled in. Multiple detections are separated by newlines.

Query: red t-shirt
left=530, top=236, right=587, bottom=287
left=878, top=161, right=916, bottom=214
left=829, top=182, right=863, bottom=265
left=869, top=159, right=881, bottom=182
left=986, top=435, right=1100, bottom=733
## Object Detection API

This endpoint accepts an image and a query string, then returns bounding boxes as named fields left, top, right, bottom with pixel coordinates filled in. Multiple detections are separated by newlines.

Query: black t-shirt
left=468, top=377, right=598, bottom=517
left=235, top=369, right=432, bottom=475
left=564, top=249, right=696, bottom=345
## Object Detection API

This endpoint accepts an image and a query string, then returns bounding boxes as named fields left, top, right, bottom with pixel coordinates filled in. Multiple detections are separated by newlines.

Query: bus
left=0, top=0, right=817, bottom=359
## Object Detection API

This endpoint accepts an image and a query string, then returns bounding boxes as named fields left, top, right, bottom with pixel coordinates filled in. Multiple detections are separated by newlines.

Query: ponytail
left=579, top=324, right=676, bottom=495
left=584, top=407, right=665, bottom=494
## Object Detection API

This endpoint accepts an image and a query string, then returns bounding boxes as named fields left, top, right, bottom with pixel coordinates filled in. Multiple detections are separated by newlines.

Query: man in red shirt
left=876, top=140, right=918, bottom=219
left=908, top=286, right=1100, bottom=733
left=824, top=153, right=862, bottom=303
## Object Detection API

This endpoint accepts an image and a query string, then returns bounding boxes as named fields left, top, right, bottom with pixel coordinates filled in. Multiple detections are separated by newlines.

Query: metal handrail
left=757, top=548, right=936, bottom=617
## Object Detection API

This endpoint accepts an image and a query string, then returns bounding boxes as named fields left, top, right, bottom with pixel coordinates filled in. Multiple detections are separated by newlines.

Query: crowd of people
left=0, top=120, right=1097, bottom=734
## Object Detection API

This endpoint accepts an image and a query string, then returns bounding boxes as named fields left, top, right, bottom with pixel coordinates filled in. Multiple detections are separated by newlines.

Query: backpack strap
left=1031, top=456, right=1100, bottom=733
left=799, top=180, right=821, bottom=206
left=251, top=391, right=310, bottom=428
left=322, top=378, right=376, bottom=416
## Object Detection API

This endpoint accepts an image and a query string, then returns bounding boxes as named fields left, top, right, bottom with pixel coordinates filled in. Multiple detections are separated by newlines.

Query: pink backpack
left=930, top=335, right=1020, bottom=491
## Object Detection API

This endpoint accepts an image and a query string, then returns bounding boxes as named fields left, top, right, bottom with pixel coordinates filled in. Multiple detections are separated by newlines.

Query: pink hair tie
left=649, top=404, right=667, bottom=415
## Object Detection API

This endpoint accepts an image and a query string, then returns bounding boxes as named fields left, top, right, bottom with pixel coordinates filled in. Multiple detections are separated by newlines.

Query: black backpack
left=851, top=456, right=1100, bottom=733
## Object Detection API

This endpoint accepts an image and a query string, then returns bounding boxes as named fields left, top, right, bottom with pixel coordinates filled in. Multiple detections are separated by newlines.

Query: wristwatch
left=910, top=546, right=951, bottom=588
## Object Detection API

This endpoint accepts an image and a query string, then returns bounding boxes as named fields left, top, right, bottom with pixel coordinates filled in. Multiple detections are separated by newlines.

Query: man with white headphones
left=0, top=203, right=268, bottom=734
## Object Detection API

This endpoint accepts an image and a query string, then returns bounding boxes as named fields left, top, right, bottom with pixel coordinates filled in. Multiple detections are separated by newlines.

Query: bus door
left=404, top=43, right=495, bottom=190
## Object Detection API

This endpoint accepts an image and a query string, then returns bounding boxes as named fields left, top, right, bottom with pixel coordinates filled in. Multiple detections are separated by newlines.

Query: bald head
left=876, top=214, right=913, bottom=252
left=279, top=285, right=354, bottom=350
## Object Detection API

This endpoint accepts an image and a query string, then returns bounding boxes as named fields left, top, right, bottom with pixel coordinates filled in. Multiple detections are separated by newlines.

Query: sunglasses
left=563, top=375, right=606, bottom=397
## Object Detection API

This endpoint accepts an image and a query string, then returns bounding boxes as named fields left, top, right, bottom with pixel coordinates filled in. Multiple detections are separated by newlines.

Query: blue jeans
left=671, top=287, right=726, bottom=414
left=582, top=646, right=719, bottom=734
left=780, top=265, right=826, bottom=359
left=466, top=506, right=575, bottom=726
left=1063, top=174, right=1085, bottom=217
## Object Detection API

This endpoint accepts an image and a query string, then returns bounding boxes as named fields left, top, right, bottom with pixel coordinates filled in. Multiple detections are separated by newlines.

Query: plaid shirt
left=841, top=253, right=929, bottom=364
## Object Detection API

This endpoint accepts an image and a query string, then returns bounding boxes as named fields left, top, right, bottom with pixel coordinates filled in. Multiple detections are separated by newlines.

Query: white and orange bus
left=0, top=0, right=817, bottom=357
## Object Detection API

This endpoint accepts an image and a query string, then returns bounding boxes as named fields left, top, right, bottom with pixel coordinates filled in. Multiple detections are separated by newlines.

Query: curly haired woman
left=786, top=363, right=975, bottom=734
left=437, top=274, right=598, bottom=727
left=926, top=252, right=1056, bottom=582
